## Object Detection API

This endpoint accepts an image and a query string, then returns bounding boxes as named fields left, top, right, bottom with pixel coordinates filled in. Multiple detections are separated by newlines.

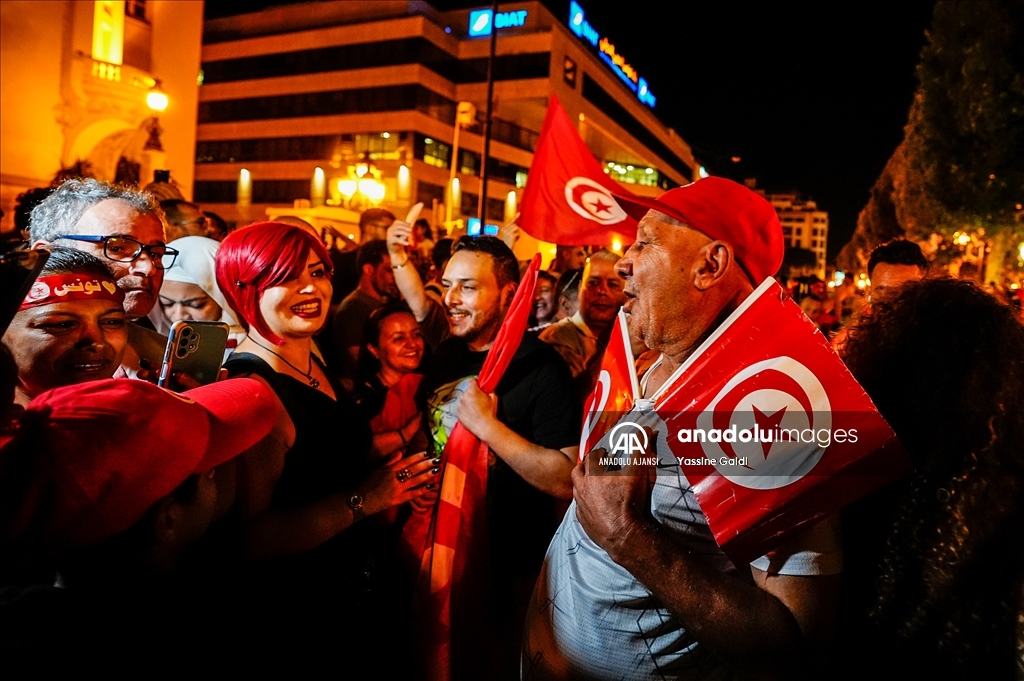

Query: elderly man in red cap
left=523, top=178, right=842, bottom=680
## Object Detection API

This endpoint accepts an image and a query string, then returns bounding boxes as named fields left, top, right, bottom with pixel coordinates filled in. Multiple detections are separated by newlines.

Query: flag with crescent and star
left=518, top=94, right=638, bottom=246
left=649, top=277, right=910, bottom=563
left=579, top=309, right=639, bottom=460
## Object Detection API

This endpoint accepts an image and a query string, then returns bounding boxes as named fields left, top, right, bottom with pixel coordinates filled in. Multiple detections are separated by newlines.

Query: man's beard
left=453, top=303, right=504, bottom=347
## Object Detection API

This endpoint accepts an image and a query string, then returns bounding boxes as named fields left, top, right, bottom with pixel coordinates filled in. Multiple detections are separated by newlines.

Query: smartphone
left=158, top=320, right=229, bottom=389
left=0, top=249, right=50, bottom=336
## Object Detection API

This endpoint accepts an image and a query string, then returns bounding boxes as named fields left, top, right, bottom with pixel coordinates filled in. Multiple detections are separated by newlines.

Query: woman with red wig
left=215, top=221, right=437, bottom=661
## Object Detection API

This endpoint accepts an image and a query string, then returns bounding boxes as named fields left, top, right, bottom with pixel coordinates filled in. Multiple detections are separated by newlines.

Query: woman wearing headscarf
left=149, top=235, right=245, bottom=359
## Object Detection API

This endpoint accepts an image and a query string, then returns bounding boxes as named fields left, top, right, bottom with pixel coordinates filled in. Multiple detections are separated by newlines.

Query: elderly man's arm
left=572, top=453, right=840, bottom=680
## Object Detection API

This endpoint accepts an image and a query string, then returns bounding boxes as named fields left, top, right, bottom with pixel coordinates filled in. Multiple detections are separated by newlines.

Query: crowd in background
left=0, top=176, right=1021, bottom=679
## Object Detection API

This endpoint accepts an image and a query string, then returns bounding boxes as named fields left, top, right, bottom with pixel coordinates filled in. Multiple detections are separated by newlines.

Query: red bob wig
left=216, top=222, right=333, bottom=345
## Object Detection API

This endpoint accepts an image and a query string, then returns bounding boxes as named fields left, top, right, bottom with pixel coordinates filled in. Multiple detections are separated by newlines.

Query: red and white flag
left=519, top=94, right=637, bottom=245
left=579, top=310, right=638, bottom=460
left=652, top=278, right=910, bottom=563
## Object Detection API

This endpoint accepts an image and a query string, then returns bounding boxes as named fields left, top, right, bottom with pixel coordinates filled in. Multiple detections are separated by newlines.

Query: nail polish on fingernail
left=423, top=451, right=433, bottom=458
left=431, top=467, right=440, bottom=474
left=432, top=457, right=441, bottom=465
left=426, top=483, right=436, bottom=490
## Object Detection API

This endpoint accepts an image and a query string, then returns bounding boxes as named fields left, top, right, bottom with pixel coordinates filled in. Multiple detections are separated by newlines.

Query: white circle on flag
left=695, top=356, right=831, bottom=490
left=564, top=177, right=627, bottom=225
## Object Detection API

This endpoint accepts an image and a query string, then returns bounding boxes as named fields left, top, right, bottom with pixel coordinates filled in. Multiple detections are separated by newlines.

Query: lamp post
left=446, top=101, right=477, bottom=225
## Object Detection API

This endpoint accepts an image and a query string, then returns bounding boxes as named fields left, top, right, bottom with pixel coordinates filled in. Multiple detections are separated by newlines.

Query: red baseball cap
left=614, top=177, right=784, bottom=283
left=3, top=377, right=279, bottom=554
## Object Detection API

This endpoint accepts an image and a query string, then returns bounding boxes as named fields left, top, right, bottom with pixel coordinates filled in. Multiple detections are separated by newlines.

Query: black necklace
left=248, top=336, right=321, bottom=389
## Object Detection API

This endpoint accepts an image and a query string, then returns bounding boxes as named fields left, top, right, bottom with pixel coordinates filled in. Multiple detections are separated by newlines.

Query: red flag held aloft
left=519, top=94, right=636, bottom=246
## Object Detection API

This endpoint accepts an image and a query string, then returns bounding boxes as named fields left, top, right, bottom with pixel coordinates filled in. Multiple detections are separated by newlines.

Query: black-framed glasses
left=55, top=234, right=179, bottom=270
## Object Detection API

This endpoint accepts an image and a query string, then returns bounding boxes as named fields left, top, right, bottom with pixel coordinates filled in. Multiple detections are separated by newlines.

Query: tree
left=903, top=0, right=1024, bottom=282
left=843, top=0, right=1024, bottom=282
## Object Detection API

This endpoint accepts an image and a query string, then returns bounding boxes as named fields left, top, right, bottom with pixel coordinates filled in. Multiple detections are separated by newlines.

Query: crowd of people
left=1, top=175, right=1022, bottom=679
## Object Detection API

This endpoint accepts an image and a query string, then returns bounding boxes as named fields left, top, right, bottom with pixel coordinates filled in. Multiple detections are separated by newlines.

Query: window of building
left=354, top=132, right=401, bottom=160
left=124, top=1, right=146, bottom=20
left=460, top=192, right=506, bottom=222
left=603, top=162, right=662, bottom=187
left=418, top=136, right=451, bottom=169
left=416, top=181, right=445, bottom=207
left=195, top=132, right=412, bottom=165
left=194, top=179, right=310, bottom=205
left=581, top=74, right=691, bottom=182
left=198, top=85, right=457, bottom=125
left=200, top=35, right=549, bottom=86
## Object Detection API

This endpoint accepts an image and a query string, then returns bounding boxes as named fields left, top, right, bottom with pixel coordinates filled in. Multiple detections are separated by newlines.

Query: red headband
left=20, top=274, right=125, bottom=310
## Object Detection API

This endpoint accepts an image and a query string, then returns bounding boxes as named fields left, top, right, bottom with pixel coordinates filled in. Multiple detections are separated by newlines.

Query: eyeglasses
left=55, top=234, right=179, bottom=270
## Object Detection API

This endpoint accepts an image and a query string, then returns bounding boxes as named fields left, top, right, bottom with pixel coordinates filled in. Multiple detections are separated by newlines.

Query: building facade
left=769, top=192, right=829, bottom=278
left=195, top=1, right=699, bottom=254
left=0, top=0, right=204, bottom=236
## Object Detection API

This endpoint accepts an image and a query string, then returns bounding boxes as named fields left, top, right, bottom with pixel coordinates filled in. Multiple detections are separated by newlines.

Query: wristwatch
left=347, top=493, right=366, bottom=522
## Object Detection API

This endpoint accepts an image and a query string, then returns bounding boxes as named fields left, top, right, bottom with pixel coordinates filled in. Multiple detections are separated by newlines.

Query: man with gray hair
left=30, top=178, right=172, bottom=321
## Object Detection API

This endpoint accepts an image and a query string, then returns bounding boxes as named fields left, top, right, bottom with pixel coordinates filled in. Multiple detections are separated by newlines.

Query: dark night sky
left=206, top=1, right=939, bottom=260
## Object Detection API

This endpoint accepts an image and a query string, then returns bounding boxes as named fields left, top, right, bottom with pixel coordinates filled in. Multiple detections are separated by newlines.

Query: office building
left=195, top=1, right=700, bottom=252
left=769, top=192, right=829, bottom=277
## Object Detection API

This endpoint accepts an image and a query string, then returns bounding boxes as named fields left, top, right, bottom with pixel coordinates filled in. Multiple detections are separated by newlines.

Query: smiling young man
left=403, top=236, right=580, bottom=677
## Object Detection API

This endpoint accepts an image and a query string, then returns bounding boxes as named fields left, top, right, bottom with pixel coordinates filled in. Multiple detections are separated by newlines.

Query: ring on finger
left=396, top=469, right=410, bottom=483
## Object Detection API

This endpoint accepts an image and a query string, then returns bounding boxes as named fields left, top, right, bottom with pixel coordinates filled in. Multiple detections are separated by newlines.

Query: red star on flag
left=589, top=197, right=612, bottom=215
left=752, top=405, right=788, bottom=459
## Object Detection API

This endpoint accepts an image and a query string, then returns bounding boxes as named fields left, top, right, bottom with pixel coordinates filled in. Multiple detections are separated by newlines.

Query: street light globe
left=147, top=89, right=169, bottom=112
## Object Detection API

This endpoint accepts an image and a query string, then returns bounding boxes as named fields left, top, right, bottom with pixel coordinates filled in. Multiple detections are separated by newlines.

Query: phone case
left=158, top=320, right=229, bottom=388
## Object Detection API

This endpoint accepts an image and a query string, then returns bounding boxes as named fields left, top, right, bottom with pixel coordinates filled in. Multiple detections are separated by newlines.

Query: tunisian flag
left=417, top=254, right=542, bottom=681
left=652, top=278, right=910, bottom=563
left=519, top=93, right=637, bottom=245
left=579, top=309, right=638, bottom=459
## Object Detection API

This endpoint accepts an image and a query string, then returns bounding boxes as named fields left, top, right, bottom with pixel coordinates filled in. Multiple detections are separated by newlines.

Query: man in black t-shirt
left=395, top=234, right=579, bottom=678
left=416, top=237, right=580, bottom=560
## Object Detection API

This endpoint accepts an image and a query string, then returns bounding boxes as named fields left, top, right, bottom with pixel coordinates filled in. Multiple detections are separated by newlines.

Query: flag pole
left=477, top=1, right=498, bottom=223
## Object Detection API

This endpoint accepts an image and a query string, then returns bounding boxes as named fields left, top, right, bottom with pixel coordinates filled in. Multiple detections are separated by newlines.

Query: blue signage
left=468, top=8, right=528, bottom=37
left=567, top=1, right=655, bottom=109
left=569, top=1, right=598, bottom=46
left=467, top=218, right=500, bottom=236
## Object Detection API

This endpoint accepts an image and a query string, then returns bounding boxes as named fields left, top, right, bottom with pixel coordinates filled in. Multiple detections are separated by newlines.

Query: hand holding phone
left=158, top=320, right=229, bottom=390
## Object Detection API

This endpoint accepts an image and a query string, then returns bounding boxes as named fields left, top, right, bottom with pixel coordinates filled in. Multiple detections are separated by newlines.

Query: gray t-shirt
left=522, top=402, right=842, bottom=680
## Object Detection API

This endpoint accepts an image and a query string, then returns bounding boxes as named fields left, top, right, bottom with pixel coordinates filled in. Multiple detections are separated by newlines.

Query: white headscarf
left=149, top=236, right=245, bottom=351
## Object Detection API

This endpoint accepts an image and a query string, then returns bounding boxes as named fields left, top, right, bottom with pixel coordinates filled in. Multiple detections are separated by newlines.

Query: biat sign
left=568, top=1, right=656, bottom=108
left=468, top=8, right=528, bottom=37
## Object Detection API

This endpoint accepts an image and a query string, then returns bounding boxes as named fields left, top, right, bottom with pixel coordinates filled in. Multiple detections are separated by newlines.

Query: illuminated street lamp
left=331, top=158, right=386, bottom=211
left=144, top=83, right=168, bottom=151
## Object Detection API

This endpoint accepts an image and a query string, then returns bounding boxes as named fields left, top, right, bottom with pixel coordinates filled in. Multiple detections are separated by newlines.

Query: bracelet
left=392, top=257, right=410, bottom=270
left=398, top=428, right=408, bottom=445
